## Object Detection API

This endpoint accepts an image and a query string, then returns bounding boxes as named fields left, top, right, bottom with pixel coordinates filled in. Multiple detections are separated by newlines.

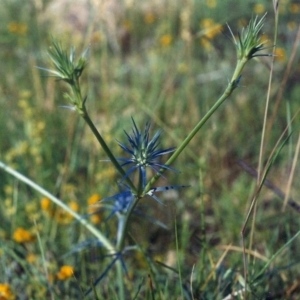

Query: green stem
left=116, top=257, right=125, bottom=299
left=115, top=58, right=248, bottom=258
left=115, top=196, right=139, bottom=249
left=144, top=58, right=248, bottom=192
left=116, top=216, right=126, bottom=299
left=71, top=81, right=136, bottom=192
left=0, top=161, right=115, bottom=253
left=80, top=107, right=135, bottom=191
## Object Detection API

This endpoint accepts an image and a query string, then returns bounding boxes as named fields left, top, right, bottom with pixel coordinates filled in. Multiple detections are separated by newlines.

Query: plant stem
left=71, top=79, right=136, bottom=193
left=144, top=58, right=248, bottom=192
left=115, top=57, right=249, bottom=264
left=80, top=106, right=136, bottom=192
left=116, top=257, right=125, bottom=299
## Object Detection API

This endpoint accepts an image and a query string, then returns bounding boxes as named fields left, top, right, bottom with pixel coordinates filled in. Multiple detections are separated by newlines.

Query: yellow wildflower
left=68, top=201, right=79, bottom=212
left=7, top=22, right=27, bottom=35
left=41, top=197, right=55, bottom=217
left=56, top=265, right=74, bottom=280
left=144, top=12, right=155, bottom=24
left=254, top=4, right=265, bottom=14
left=90, top=215, right=101, bottom=224
left=41, top=198, right=51, bottom=211
left=159, top=34, right=173, bottom=47
left=0, top=283, right=15, bottom=300
left=287, top=21, right=297, bottom=31
left=13, top=228, right=34, bottom=243
left=200, top=38, right=213, bottom=51
left=290, top=3, right=300, bottom=13
left=55, top=201, right=79, bottom=224
left=88, top=194, right=101, bottom=205
left=26, top=253, right=37, bottom=263
left=88, top=194, right=102, bottom=224
left=200, top=18, right=215, bottom=29
left=200, top=18, right=222, bottom=40
left=55, top=210, right=69, bottom=224
left=274, top=47, right=286, bottom=62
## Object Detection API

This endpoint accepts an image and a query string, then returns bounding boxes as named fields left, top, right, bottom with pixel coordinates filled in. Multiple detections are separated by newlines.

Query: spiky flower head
left=228, top=13, right=270, bottom=61
left=101, top=190, right=134, bottom=220
left=40, top=40, right=89, bottom=85
left=117, top=119, right=175, bottom=188
left=38, top=40, right=89, bottom=114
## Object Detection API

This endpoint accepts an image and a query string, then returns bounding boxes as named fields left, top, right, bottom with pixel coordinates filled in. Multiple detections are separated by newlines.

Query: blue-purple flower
left=101, top=189, right=134, bottom=220
left=117, top=119, right=176, bottom=187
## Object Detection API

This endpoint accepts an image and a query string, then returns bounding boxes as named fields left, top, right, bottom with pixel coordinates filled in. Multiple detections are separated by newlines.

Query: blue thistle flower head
left=117, top=118, right=176, bottom=186
left=101, top=190, right=134, bottom=220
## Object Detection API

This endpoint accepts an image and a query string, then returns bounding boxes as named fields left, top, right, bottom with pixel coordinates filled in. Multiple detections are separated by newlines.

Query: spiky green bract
left=45, top=40, right=88, bottom=84
left=38, top=40, right=89, bottom=114
left=228, top=13, right=269, bottom=61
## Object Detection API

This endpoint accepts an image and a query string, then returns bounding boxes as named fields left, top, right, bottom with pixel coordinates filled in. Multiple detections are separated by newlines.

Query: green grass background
left=1, top=0, right=300, bottom=299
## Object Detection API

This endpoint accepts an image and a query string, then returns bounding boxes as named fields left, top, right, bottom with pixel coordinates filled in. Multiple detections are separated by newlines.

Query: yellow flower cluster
left=41, top=197, right=52, bottom=212
left=13, top=228, right=35, bottom=243
left=159, top=34, right=173, bottom=47
left=41, top=198, right=80, bottom=224
left=274, top=47, right=286, bottom=62
left=253, top=4, right=265, bottom=14
left=0, top=283, right=15, bottom=300
left=56, top=265, right=74, bottom=280
left=55, top=201, right=79, bottom=225
left=200, top=18, right=223, bottom=40
left=41, top=194, right=102, bottom=225
left=87, top=194, right=102, bottom=224
left=199, top=18, right=223, bottom=50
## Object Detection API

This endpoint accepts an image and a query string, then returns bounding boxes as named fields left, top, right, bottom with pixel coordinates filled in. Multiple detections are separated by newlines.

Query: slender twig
left=242, top=7, right=279, bottom=298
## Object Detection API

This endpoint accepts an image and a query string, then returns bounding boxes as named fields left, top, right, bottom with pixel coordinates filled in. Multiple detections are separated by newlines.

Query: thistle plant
left=145, top=14, right=271, bottom=193
left=0, top=14, right=271, bottom=299
left=116, top=119, right=176, bottom=192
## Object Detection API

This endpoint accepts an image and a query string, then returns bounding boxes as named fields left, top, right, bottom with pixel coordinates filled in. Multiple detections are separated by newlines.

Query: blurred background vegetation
left=1, top=0, right=300, bottom=299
